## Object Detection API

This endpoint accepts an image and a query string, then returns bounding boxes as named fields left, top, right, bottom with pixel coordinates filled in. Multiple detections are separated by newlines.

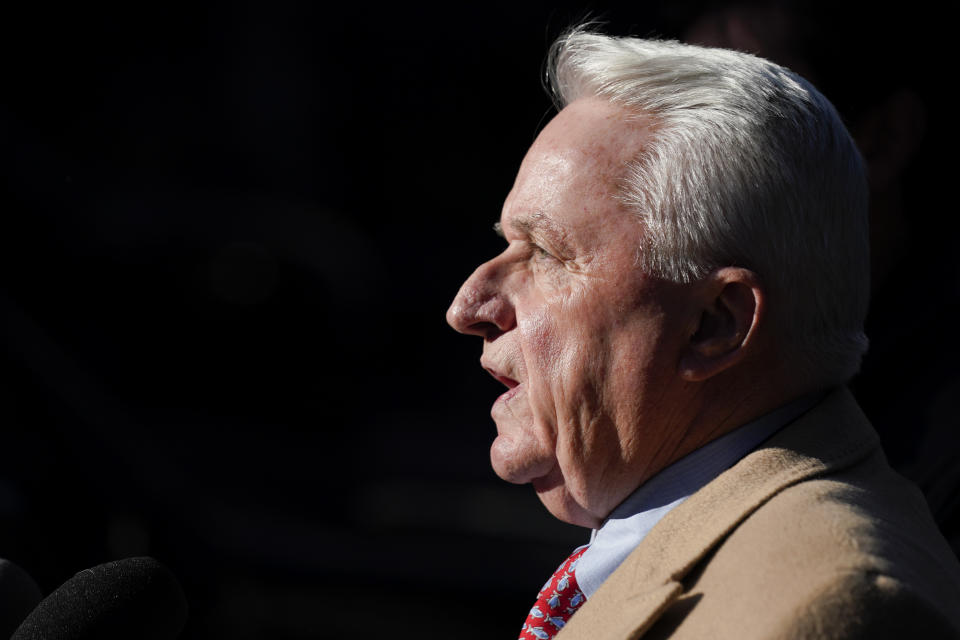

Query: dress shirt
left=576, top=393, right=823, bottom=598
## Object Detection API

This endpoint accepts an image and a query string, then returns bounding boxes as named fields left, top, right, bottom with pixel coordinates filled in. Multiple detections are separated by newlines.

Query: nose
left=446, top=258, right=515, bottom=339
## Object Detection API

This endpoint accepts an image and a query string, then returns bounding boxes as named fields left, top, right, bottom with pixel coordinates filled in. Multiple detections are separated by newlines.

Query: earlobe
left=679, top=268, right=764, bottom=382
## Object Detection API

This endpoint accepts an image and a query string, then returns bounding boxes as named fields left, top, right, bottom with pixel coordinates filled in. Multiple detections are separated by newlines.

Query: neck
left=669, top=362, right=826, bottom=472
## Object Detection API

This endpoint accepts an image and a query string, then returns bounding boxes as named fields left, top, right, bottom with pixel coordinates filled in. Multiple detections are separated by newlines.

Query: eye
left=529, top=242, right=554, bottom=261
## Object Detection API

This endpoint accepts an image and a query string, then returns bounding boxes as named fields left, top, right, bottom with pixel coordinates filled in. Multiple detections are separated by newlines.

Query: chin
left=532, top=470, right=602, bottom=529
left=489, top=432, right=555, bottom=485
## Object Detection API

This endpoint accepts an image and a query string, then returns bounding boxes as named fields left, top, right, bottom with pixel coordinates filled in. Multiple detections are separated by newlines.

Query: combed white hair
left=548, top=30, right=870, bottom=384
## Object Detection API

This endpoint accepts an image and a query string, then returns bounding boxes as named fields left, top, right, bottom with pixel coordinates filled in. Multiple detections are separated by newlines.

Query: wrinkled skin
left=446, top=98, right=704, bottom=528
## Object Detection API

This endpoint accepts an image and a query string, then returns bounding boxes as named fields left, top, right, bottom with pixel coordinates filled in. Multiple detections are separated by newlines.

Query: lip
left=497, top=382, right=522, bottom=403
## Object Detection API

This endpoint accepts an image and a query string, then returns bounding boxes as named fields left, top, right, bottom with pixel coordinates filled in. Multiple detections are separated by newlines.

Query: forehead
left=502, top=98, right=655, bottom=238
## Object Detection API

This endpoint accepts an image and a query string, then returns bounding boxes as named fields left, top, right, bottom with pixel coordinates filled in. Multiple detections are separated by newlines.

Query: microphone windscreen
left=11, top=556, right=187, bottom=640
left=0, top=558, right=43, bottom=638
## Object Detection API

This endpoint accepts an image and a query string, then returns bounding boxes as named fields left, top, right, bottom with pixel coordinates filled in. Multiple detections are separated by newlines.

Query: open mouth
left=490, top=373, right=521, bottom=403
left=494, top=374, right=519, bottom=390
left=483, top=366, right=521, bottom=403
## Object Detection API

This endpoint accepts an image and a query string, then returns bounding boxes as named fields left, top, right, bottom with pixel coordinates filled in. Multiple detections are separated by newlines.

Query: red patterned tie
left=519, top=546, right=588, bottom=640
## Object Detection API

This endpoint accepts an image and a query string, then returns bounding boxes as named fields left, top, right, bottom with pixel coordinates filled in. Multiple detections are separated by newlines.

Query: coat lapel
left=557, top=388, right=881, bottom=639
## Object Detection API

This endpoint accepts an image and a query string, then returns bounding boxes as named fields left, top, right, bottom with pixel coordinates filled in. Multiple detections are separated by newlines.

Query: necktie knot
left=519, top=546, right=588, bottom=640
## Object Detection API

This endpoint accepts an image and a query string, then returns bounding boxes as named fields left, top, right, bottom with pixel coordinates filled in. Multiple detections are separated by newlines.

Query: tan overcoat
left=557, top=388, right=960, bottom=639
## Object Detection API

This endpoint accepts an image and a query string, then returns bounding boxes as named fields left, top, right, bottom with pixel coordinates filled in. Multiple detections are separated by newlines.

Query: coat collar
left=558, top=387, right=881, bottom=639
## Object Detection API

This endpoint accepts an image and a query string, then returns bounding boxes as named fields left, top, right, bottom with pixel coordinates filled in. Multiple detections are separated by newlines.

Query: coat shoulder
left=770, top=570, right=960, bottom=639
left=648, top=450, right=960, bottom=639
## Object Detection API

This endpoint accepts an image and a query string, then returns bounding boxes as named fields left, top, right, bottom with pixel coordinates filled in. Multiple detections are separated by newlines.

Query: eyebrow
left=494, top=213, right=573, bottom=255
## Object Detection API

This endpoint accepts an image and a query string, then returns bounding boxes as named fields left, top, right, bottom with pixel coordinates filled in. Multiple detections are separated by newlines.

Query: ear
left=679, top=267, right=764, bottom=382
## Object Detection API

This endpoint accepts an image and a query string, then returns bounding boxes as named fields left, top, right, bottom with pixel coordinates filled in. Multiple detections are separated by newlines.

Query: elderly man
left=445, top=30, right=960, bottom=640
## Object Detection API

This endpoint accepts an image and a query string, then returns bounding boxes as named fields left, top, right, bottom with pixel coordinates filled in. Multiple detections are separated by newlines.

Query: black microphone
left=0, top=558, right=43, bottom=638
left=11, top=557, right=187, bottom=640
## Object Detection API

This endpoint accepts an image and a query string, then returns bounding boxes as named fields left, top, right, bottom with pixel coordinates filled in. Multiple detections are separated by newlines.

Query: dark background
left=1, top=1, right=955, bottom=637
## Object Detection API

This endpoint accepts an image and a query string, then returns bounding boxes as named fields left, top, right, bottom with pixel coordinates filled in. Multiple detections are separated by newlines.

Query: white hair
left=547, top=29, right=870, bottom=385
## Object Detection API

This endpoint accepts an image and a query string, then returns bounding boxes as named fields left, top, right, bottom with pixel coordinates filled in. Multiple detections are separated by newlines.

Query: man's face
left=446, top=98, right=697, bottom=528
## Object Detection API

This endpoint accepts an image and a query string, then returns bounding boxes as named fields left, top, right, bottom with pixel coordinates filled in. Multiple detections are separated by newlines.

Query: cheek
left=517, top=298, right=609, bottom=434
left=518, top=307, right=570, bottom=409
left=519, top=294, right=648, bottom=474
